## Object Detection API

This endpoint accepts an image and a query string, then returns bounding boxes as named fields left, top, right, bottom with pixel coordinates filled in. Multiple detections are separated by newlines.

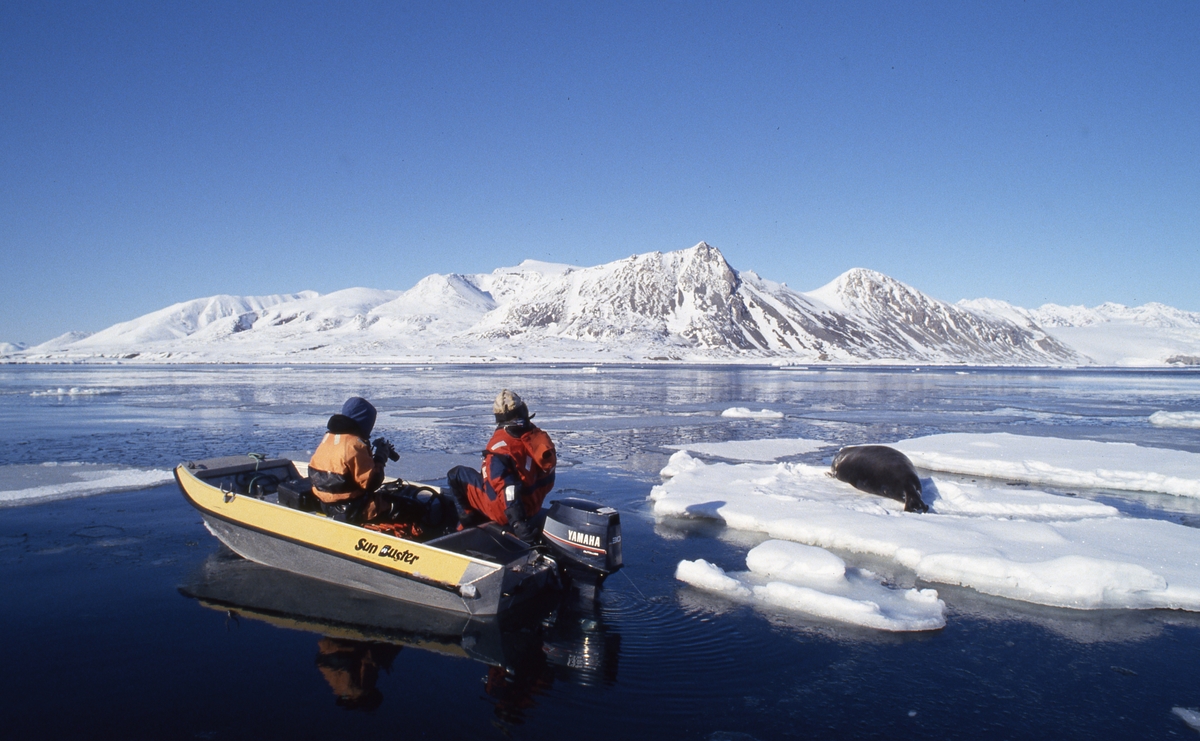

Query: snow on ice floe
left=922, top=478, right=1119, bottom=519
left=668, top=437, right=828, bottom=462
left=0, top=463, right=172, bottom=506
left=720, top=407, right=784, bottom=420
left=652, top=449, right=1200, bottom=612
left=677, top=540, right=946, bottom=632
left=1151, top=411, right=1200, bottom=429
left=30, top=387, right=120, bottom=397
left=892, top=432, right=1200, bottom=499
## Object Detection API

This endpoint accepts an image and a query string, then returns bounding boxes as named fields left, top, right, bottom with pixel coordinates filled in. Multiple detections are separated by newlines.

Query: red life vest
left=467, top=424, right=556, bottom=524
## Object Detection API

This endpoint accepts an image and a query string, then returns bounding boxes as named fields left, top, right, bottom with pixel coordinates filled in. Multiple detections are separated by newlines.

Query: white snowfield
left=652, top=439, right=1200, bottom=620
left=677, top=540, right=947, bottom=632
left=958, top=298, right=1200, bottom=366
left=668, top=437, right=825, bottom=461
left=0, top=463, right=173, bottom=506
left=892, top=433, right=1200, bottom=499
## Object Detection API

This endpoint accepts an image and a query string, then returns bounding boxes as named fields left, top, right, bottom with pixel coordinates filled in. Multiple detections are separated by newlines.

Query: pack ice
left=0, top=463, right=173, bottom=506
left=677, top=540, right=947, bottom=632
left=668, top=437, right=826, bottom=462
left=652, top=436, right=1200, bottom=629
left=892, top=432, right=1200, bottom=499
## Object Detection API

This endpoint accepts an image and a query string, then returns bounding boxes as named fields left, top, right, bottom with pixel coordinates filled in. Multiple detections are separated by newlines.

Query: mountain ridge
left=6, top=243, right=1198, bottom=366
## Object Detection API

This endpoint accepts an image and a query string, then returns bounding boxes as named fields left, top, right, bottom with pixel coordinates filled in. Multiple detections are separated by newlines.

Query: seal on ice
left=830, top=445, right=929, bottom=513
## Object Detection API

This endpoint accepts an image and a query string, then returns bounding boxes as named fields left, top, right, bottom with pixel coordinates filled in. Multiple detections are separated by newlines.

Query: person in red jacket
left=447, top=390, right=556, bottom=541
left=308, top=396, right=395, bottom=523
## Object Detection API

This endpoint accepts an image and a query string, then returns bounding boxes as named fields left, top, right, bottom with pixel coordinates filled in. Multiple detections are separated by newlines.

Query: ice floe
left=677, top=540, right=946, bottom=632
left=0, top=463, right=172, bottom=506
left=1151, top=411, right=1200, bottom=429
left=29, top=387, right=120, bottom=397
left=892, top=433, right=1200, bottom=498
left=1173, top=707, right=1200, bottom=732
left=720, top=407, right=784, bottom=419
left=652, top=447, right=1200, bottom=612
left=922, top=478, right=1118, bottom=519
left=668, top=437, right=828, bottom=462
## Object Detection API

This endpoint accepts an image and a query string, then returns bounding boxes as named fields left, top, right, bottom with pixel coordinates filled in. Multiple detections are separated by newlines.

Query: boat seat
left=182, top=456, right=301, bottom=499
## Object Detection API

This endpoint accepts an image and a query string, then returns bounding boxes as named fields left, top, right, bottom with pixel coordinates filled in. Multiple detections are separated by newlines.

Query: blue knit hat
left=340, top=397, right=377, bottom=437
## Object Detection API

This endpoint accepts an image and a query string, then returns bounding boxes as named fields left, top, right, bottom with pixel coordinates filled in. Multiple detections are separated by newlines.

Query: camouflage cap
left=493, top=389, right=524, bottom=416
left=493, top=389, right=530, bottom=424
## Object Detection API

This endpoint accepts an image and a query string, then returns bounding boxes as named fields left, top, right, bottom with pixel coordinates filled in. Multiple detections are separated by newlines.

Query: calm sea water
left=2, top=364, right=1200, bottom=740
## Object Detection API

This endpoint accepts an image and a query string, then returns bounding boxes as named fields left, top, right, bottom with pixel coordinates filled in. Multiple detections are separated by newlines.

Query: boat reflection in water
left=314, top=637, right=399, bottom=711
left=179, top=548, right=619, bottom=720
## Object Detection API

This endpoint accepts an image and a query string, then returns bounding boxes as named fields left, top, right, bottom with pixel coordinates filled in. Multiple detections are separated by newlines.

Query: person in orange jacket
left=309, top=396, right=396, bottom=523
left=447, top=390, right=556, bottom=541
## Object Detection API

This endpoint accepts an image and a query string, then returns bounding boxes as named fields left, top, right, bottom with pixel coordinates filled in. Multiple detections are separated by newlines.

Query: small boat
left=174, top=454, right=622, bottom=616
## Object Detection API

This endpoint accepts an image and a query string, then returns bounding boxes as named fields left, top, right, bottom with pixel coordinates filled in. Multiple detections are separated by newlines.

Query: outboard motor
left=540, top=498, right=622, bottom=601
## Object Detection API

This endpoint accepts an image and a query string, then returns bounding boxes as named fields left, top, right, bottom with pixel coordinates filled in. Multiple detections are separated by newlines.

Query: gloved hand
left=372, top=437, right=399, bottom=463
left=509, top=517, right=537, bottom=543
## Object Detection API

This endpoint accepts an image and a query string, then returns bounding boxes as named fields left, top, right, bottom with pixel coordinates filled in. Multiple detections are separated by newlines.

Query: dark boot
left=446, top=466, right=486, bottom=527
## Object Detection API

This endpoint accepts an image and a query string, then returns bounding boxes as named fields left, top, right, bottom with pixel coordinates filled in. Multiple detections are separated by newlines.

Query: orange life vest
left=467, top=424, right=556, bottom=524
left=309, top=432, right=376, bottom=503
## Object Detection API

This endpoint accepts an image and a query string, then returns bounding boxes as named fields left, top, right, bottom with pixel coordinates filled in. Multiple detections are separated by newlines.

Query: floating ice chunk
left=669, top=437, right=827, bottom=462
left=651, top=452, right=1200, bottom=611
left=893, top=432, right=1200, bottom=499
left=721, top=407, right=784, bottom=420
left=1151, top=411, right=1200, bottom=429
left=675, top=560, right=752, bottom=598
left=677, top=540, right=946, bottom=632
left=661, top=449, right=709, bottom=478
left=0, top=463, right=172, bottom=506
left=745, top=540, right=846, bottom=582
left=1173, top=707, right=1200, bottom=732
left=30, top=387, right=120, bottom=397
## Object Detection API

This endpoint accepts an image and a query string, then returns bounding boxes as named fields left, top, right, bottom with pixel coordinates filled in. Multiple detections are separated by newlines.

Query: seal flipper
left=903, top=484, right=929, bottom=513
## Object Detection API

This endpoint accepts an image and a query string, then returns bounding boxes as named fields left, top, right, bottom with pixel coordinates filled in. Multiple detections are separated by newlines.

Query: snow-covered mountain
left=5, top=243, right=1197, bottom=366
left=958, top=298, right=1200, bottom=366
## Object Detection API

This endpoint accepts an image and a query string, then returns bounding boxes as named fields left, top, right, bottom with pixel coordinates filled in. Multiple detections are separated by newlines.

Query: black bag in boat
left=373, top=481, right=458, bottom=540
left=277, top=478, right=319, bottom=512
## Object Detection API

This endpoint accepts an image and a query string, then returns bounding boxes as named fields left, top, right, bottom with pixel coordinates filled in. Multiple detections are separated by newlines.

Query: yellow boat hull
left=175, top=457, right=553, bottom=615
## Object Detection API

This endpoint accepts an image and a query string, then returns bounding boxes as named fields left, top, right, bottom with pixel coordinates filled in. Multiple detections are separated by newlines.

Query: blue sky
left=3, top=1, right=1197, bottom=344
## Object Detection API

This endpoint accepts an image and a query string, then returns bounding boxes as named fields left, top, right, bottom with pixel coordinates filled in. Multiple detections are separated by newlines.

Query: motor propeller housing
left=540, top=498, right=623, bottom=586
